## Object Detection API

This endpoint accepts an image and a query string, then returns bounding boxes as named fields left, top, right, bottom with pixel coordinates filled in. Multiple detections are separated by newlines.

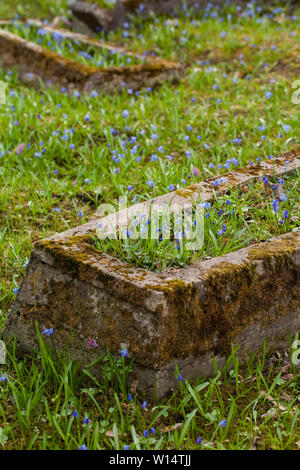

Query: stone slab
left=3, top=149, right=300, bottom=396
left=0, top=28, right=182, bottom=93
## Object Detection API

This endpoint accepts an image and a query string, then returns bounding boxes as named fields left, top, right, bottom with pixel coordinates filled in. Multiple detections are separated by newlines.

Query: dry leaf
left=164, top=423, right=182, bottom=433
left=282, top=374, right=294, bottom=381
left=130, top=379, right=139, bottom=395
left=281, top=391, right=292, bottom=402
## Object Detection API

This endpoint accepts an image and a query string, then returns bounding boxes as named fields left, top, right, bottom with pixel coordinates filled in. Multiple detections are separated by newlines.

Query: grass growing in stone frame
left=0, top=0, right=300, bottom=450
left=3, top=22, right=144, bottom=68
left=93, top=171, right=300, bottom=272
left=0, top=329, right=299, bottom=450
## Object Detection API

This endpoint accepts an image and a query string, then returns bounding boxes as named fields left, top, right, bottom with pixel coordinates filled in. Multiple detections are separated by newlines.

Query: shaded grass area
left=0, top=0, right=299, bottom=450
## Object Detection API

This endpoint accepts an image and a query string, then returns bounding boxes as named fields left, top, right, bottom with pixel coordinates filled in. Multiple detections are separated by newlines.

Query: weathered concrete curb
left=0, top=28, right=182, bottom=93
left=3, top=150, right=300, bottom=397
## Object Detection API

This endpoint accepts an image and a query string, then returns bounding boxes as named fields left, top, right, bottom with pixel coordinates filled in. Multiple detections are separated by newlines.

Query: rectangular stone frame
left=0, top=27, right=183, bottom=93
left=3, top=150, right=300, bottom=396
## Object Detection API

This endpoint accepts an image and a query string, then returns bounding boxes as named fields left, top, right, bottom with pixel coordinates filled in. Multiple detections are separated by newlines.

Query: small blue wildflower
left=122, top=110, right=129, bottom=118
left=218, top=419, right=227, bottom=428
left=0, top=374, right=7, bottom=382
left=271, top=199, right=279, bottom=212
left=142, top=401, right=147, bottom=409
left=72, top=410, right=79, bottom=418
left=143, top=430, right=149, bottom=437
left=262, top=176, right=268, bottom=185
left=42, top=327, right=54, bottom=336
left=121, top=349, right=128, bottom=357
left=197, top=437, right=202, bottom=444
left=78, top=444, right=88, bottom=450
left=124, top=445, right=130, bottom=450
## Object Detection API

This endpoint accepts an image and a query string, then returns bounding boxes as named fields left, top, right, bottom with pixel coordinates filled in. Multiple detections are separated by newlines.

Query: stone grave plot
left=0, top=23, right=182, bottom=93
left=3, top=150, right=300, bottom=397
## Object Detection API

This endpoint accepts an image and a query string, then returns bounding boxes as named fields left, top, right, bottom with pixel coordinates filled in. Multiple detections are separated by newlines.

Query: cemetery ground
left=0, top=0, right=300, bottom=450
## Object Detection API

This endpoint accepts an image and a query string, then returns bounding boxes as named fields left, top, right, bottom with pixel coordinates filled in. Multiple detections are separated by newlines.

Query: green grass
left=0, top=330, right=299, bottom=450
left=94, top=171, right=300, bottom=271
left=3, top=22, right=144, bottom=67
left=0, top=0, right=299, bottom=450
left=0, top=0, right=70, bottom=20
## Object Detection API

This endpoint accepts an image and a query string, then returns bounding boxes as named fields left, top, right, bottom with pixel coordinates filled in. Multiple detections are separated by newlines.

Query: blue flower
left=122, top=110, right=129, bottom=118
left=42, top=327, right=54, bottom=336
left=124, top=445, right=130, bottom=450
left=143, top=430, right=149, bottom=437
left=0, top=374, right=7, bottom=382
left=262, top=176, right=269, bottom=185
left=121, top=349, right=128, bottom=357
left=72, top=410, right=79, bottom=418
left=218, top=419, right=227, bottom=428
left=271, top=199, right=279, bottom=212
left=78, top=444, right=88, bottom=450
left=177, top=374, right=183, bottom=381
left=142, top=401, right=147, bottom=409
left=197, top=437, right=202, bottom=444
left=146, top=179, right=155, bottom=188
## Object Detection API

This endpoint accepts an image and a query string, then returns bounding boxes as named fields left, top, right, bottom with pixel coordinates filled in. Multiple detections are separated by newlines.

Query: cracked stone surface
left=3, top=150, right=300, bottom=397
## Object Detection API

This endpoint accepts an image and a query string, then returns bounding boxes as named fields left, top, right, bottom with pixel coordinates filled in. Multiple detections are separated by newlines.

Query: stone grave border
left=0, top=26, right=183, bottom=93
left=3, top=149, right=300, bottom=396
